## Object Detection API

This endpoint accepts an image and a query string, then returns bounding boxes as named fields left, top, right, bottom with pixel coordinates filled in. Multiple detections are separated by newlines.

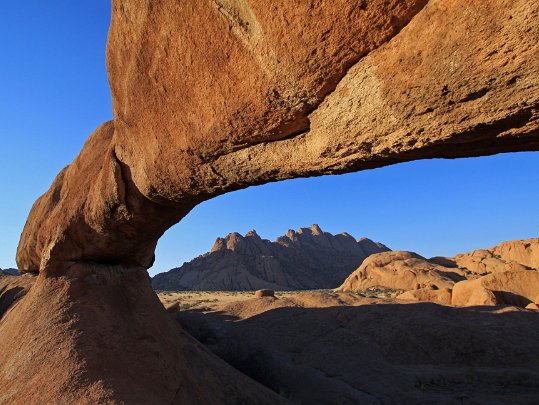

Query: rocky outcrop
left=449, top=239, right=539, bottom=307
left=451, top=270, right=539, bottom=307
left=6, top=0, right=539, bottom=403
left=152, top=225, right=389, bottom=291
left=396, top=287, right=452, bottom=305
left=339, top=239, right=539, bottom=307
left=338, top=251, right=466, bottom=292
left=455, top=238, right=539, bottom=274
left=0, top=265, right=289, bottom=405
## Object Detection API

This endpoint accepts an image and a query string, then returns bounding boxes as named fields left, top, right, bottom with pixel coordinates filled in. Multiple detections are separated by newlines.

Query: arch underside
left=15, top=0, right=539, bottom=274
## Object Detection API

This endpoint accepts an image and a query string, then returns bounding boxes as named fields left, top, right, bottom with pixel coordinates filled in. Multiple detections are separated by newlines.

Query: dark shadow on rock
left=434, top=270, right=467, bottom=283
left=0, top=274, right=34, bottom=319
left=0, top=286, right=25, bottom=317
left=175, top=308, right=240, bottom=346
left=177, top=302, right=539, bottom=404
left=492, top=290, right=532, bottom=308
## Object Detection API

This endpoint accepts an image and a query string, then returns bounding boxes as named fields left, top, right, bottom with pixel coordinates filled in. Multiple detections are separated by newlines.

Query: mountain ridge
left=152, top=224, right=389, bottom=291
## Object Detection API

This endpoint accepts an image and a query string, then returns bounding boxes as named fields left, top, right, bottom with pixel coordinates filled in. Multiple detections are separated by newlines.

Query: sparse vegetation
left=358, top=286, right=405, bottom=299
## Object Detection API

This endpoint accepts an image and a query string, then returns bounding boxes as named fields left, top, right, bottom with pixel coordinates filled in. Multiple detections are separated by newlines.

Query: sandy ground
left=158, top=290, right=332, bottom=310
left=159, top=289, right=539, bottom=404
left=157, top=287, right=404, bottom=312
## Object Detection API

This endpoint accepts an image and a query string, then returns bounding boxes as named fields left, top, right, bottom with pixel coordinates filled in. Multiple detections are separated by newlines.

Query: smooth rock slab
left=451, top=270, right=539, bottom=307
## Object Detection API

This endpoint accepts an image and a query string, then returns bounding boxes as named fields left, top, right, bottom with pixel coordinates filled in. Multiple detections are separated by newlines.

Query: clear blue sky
left=1, top=2, right=537, bottom=276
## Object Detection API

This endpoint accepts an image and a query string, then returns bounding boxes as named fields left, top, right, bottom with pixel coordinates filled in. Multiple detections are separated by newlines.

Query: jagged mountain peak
left=153, top=226, right=391, bottom=291
left=245, top=229, right=261, bottom=239
left=296, top=223, right=324, bottom=236
left=309, top=223, right=323, bottom=235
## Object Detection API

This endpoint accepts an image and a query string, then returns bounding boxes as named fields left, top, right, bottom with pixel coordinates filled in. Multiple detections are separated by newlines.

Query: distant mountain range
left=0, top=268, right=19, bottom=276
left=152, top=224, right=390, bottom=291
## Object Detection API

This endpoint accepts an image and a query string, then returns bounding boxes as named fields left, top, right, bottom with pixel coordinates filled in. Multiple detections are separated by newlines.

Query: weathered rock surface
left=7, top=0, right=539, bottom=403
left=396, top=287, right=452, bottom=305
left=451, top=270, right=539, bottom=307
left=152, top=225, right=389, bottom=291
left=0, top=265, right=289, bottom=405
left=338, top=251, right=466, bottom=292
left=0, top=274, right=34, bottom=318
left=176, top=291, right=539, bottom=404
left=455, top=238, right=539, bottom=274
left=338, top=239, right=539, bottom=307
left=17, top=0, right=539, bottom=274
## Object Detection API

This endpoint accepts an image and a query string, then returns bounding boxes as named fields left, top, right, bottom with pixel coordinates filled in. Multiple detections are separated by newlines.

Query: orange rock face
left=337, top=238, right=539, bottom=308
left=0, top=265, right=287, bottom=404
left=338, top=251, right=465, bottom=292
left=16, top=0, right=539, bottom=274
left=455, top=239, right=539, bottom=275
left=396, top=287, right=453, bottom=305
left=0, top=274, right=34, bottom=317
left=451, top=270, right=539, bottom=307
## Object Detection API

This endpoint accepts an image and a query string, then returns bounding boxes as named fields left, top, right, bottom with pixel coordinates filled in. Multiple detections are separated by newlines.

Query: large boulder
left=490, top=239, right=539, bottom=269
left=255, top=289, right=275, bottom=298
left=451, top=270, right=539, bottom=307
left=338, top=251, right=465, bottom=292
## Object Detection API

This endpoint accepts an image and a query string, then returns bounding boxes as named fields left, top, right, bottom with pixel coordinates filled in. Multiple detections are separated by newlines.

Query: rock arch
left=1, top=0, right=538, bottom=403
